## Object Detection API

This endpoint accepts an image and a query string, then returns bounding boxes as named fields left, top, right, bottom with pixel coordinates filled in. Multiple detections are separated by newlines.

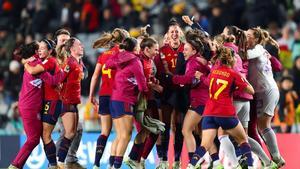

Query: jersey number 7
left=209, top=78, right=228, bottom=99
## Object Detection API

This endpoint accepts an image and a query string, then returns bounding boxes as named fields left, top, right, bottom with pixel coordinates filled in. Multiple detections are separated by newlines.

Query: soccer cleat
left=156, top=160, right=169, bottom=169
left=140, top=159, right=146, bottom=169
left=238, top=155, right=248, bottom=169
left=66, top=162, right=86, bottom=169
left=264, top=161, right=278, bottom=169
left=172, top=161, right=181, bottom=169
left=57, top=162, right=65, bottom=169
left=92, top=165, right=100, bottom=169
left=214, top=164, right=224, bottom=169
left=272, top=156, right=285, bottom=168
left=186, top=164, right=195, bottom=169
left=124, top=158, right=141, bottom=169
left=7, top=165, right=19, bottom=169
left=47, top=165, right=61, bottom=169
left=233, top=165, right=242, bottom=169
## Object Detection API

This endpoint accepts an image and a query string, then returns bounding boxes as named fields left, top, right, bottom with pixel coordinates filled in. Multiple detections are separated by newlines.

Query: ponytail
left=56, top=43, right=67, bottom=65
left=261, top=29, right=279, bottom=51
left=217, top=46, right=235, bottom=66
left=93, top=28, right=129, bottom=49
left=120, top=37, right=137, bottom=52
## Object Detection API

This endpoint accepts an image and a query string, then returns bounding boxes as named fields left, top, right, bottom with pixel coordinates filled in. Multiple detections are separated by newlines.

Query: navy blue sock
left=156, top=144, right=163, bottom=159
left=44, top=140, right=57, bottom=166
left=129, top=142, right=144, bottom=161
left=240, top=142, right=254, bottom=166
left=210, top=152, right=219, bottom=162
left=174, top=123, right=183, bottom=161
left=109, top=156, right=115, bottom=166
left=194, top=133, right=202, bottom=147
left=113, top=156, right=123, bottom=169
left=94, top=135, right=108, bottom=167
left=232, top=139, right=242, bottom=157
left=57, top=137, right=72, bottom=162
left=161, top=125, right=170, bottom=161
left=190, top=146, right=206, bottom=166
left=188, top=152, right=194, bottom=161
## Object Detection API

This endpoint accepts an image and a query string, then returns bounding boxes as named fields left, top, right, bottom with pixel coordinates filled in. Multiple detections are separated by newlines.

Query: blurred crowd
left=1, top=0, right=300, bottom=134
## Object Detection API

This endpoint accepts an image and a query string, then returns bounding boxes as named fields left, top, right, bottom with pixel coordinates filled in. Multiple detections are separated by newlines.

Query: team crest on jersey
left=30, top=79, right=43, bottom=88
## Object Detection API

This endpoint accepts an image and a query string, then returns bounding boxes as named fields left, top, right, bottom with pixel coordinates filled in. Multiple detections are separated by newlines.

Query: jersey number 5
left=209, top=78, right=228, bottom=99
left=102, top=64, right=112, bottom=78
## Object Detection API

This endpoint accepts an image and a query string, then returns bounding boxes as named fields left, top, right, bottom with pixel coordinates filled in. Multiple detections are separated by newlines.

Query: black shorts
left=41, top=100, right=62, bottom=125
left=99, top=96, right=111, bottom=115
left=110, top=100, right=134, bottom=119
left=190, top=105, right=205, bottom=116
left=62, top=103, right=78, bottom=114
left=202, top=116, right=239, bottom=130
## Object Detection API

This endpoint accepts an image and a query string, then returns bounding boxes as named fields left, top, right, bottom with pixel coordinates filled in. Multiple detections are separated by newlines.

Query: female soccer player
left=219, top=26, right=278, bottom=168
left=8, top=42, right=67, bottom=169
left=54, top=29, right=86, bottom=169
left=157, top=18, right=186, bottom=169
left=246, top=27, right=285, bottom=167
left=170, top=29, right=211, bottom=161
left=56, top=37, right=85, bottom=168
left=23, top=39, right=64, bottom=169
left=124, top=33, right=163, bottom=168
left=89, top=28, right=128, bottom=169
left=106, top=37, right=148, bottom=169
left=187, top=46, right=255, bottom=169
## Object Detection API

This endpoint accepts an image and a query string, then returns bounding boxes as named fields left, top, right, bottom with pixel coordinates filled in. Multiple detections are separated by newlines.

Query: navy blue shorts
left=99, top=96, right=111, bottom=115
left=190, top=105, right=205, bottom=115
left=41, top=100, right=62, bottom=125
left=202, top=116, right=239, bottom=130
left=110, top=100, right=134, bottom=119
left=62, top=103, right=78, bottom=114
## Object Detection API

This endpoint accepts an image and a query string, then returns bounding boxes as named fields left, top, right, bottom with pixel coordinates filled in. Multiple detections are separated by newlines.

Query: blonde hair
left=251, top=27, right=279, bottom=50
left=92, top=28, right=129, bottom=49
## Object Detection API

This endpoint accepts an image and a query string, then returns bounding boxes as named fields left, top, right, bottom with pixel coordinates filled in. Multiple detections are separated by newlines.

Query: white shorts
left=234, top=100, right=250, bottom=128
left=255, top=89, right=279, bottom=117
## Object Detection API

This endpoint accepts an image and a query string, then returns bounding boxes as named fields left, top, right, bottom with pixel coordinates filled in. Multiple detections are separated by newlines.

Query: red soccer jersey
left=97, top=45, right=119, bottom=96
left=203, top=66, right=248, bottom=117
left=41, top=57, right=60, bottom=100
left=61, top=56, right=83, bottom=104
left=160, top=43, right=184, bottom=74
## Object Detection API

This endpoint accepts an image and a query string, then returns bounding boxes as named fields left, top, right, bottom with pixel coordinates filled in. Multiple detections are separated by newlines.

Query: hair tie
left=43, top=39, right=53, bottom=50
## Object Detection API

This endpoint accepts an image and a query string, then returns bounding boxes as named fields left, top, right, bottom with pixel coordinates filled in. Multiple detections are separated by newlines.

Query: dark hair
left=280, top=76, right=294, bottom=83
left=168, top=18, right=180, bottom=27
left=18, top=41, right=39, bottom=59
left=225, top=26, right=247, bottom=60
left=55, top=28, right=71, bottom=38
left=119, top=37, right=137, bottom=52
left=41, top=39, right=57, bottom=56
left=217, top=46, right=235, bottom=66
left=185, top=29, right=204, bottom=54
left=140, top=37, right=157, bottom=51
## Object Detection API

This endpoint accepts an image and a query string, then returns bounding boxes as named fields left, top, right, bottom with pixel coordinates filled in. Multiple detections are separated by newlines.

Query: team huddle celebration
left=7, top=14, right=287, bottom=169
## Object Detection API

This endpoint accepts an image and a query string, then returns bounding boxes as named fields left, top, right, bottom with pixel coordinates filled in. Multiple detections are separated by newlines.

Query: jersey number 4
left=102, top=64, right=112, bottom=78
left=209, top=78, right=228, bottom=99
